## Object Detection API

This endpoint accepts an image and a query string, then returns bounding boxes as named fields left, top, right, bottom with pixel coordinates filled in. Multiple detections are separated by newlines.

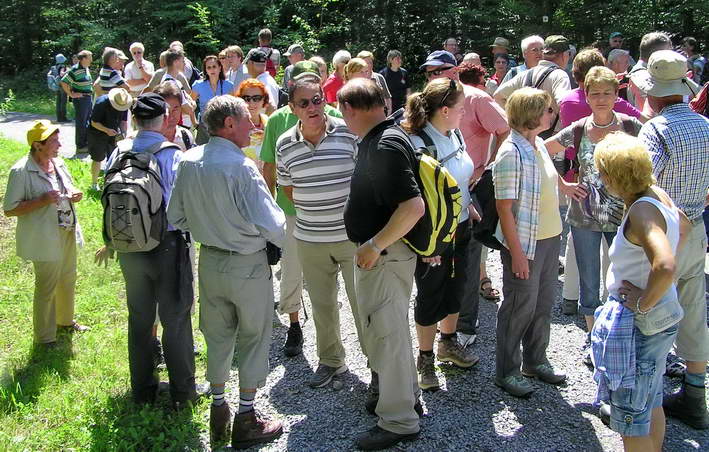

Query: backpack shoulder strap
left=523, top=69, right=535, bottom=87
left=618, top=114, right=637, bottom=135
left=418, top=129, right=437, bottom=159
left=147, top=141, right=180, bottom=155
left=534, top=66, right=556, bottom=89
left=438, top=129, right=465, bottom=165
left=573, top=118, right=586, bottom=153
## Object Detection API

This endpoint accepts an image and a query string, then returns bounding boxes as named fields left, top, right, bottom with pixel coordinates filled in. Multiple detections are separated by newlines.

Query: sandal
left=479, top=277, right=500, bottom=301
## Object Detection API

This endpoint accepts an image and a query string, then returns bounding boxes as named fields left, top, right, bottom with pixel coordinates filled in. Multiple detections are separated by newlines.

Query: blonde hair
left=594, top=132, right=656, bottom=195
left=309, top=56, right=328, bottom=79
left=344, top=58, right=369, bottom=81
left=505, top=87, right=552, bottom=131
left=357, top=50, right=374, bottom=61
left=402, top=78, right=464, bottom=135
left=572, top=48, right=605, bottom=85
left=584, top=66, right=619, bottom=93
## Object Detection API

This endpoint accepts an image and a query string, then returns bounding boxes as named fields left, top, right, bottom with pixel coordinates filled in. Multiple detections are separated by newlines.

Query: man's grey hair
left=203, top=95, right=248, bottom=135
left=607, top=48, right=630, bottom=63
left=136, top=111, right=167, bottom=132
left=462, top=52, right=481, bottom=64
left=639, top=32, right=672, bottom=62
left=332, top=50, right=351, bottom=67
left=521, top=35, right=544, bottom=53
left=129, top=42, right=144, bottom=53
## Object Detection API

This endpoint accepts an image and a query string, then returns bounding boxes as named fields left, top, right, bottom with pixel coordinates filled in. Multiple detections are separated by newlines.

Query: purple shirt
left=559, top=88, right=641, bottom=128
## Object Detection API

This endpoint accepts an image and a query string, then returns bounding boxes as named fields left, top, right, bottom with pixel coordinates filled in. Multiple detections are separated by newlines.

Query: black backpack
left=470, top=144, right=522, bottom=250
left=523, top=66, right=560, bottom=139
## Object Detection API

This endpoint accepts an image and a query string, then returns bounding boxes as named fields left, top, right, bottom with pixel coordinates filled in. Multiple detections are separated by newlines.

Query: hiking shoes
left=437, top=337, right=479, bottom=368
left=283, top=324, right=303, bottom=357
left=494, top=375, right=535, bottom=398
left=231, top=410, right=283, bottom=450
left=416, top=353, right=440, bottom=391
left=521, top=363, right=567, bottom=385
left=308, top=363, right=348, bottom=388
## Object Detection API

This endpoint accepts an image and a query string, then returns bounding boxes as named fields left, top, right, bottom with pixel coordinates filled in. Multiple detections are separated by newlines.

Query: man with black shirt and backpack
left=96, top=93, right=199, bottom=409
left=339, top=78, right=424, bottom=450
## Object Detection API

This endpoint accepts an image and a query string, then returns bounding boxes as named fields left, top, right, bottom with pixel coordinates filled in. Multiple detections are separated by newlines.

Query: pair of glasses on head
left=426, top=65, right=455, bottom=78
left=293, top=94, right=324, bottom=109
left=240, top=94, right=265, bottom=103
left=439, top=78, right=457, bottom=107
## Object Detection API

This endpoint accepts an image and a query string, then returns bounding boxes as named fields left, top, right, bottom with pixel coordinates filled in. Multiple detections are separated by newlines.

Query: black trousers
left=414, top=220, right=479, bottom=327
left=56, top=90, right=67, bottom=122
left=118, top=232, right=196, bottom=403
left=73, top=95, right=92, bottom=148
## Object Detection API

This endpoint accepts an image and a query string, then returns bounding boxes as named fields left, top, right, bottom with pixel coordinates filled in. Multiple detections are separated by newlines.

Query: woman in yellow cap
left=3, top=120, right=89, bottom=347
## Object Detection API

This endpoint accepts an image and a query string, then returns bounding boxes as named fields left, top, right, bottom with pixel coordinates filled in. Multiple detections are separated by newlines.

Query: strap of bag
left=533, top=66, right=556, bottom=89
left=418, top=129, right=437, bottom=159
left=146, top=140, right=180, bottom=155
left=438, top=129, right=466, bottom=165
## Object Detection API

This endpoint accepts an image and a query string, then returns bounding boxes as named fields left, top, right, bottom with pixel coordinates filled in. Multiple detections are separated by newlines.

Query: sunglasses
left=132, top=50, right=143, bottom=55
left=241, top=95, right=265, bottom=103
left=218, top=57, right=226, bottom=60
left=426, top=66, right=454, bottom=77
left=546, top=107, right=554, bottom=114
left=293, top=94, right=324, bottom=109
left=439, top=79, right=457, bottom=107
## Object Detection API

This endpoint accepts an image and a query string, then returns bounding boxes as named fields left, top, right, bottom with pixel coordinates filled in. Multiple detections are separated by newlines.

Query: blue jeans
left=571, top=226, right=615, bottom=316
left=73, top=95, right=92, bottom=148
left=609, top=325, right=678, bottom=436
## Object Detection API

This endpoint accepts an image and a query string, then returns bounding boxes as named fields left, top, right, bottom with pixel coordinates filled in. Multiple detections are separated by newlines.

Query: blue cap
left=609, top=32, right=623, bottom=39
left=55, top=54, right=67, bottom=64
left=420, top=50, right=457, bottom=70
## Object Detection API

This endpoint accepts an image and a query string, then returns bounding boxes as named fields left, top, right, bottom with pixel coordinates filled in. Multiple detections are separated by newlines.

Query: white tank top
left=607, top=196, right=680, bottom=295
left=606, top=196, right=683, bottom=334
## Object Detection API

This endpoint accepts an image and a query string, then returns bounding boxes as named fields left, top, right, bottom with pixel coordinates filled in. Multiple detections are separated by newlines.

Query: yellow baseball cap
left=26, top=120, right=59, bottom=146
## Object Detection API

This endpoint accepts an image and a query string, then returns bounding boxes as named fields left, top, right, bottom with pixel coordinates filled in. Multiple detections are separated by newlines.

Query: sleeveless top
left=606, top=196, right=684, bottom=335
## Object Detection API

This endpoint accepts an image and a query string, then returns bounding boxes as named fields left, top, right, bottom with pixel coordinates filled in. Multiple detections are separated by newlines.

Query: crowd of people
left=9, top=27, right=709, bottom=451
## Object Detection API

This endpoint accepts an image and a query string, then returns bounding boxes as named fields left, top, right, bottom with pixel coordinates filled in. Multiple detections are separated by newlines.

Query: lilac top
left=559, top=88, right=641, bottom=128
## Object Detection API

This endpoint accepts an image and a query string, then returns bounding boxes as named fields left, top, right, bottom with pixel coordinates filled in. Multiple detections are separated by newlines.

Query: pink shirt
left=459, top=84, right=509, bottom=169
left=323, top=73, right=345, bottom=104
left=559, top=88, right=641, bottom=128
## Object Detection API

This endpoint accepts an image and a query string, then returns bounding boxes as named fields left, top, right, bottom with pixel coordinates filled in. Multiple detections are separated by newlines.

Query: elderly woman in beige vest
left=3, top=120, right=89, bottom=346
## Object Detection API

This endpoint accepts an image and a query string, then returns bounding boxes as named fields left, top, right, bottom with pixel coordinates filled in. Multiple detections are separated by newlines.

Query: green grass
left=0, top=136, right=210, bottom=451
left=0, top=75, right=75, bottom=117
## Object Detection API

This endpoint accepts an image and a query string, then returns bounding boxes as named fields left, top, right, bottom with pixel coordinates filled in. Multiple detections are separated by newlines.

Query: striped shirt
left=99, top=65, right=126, bottom=89
left=61, top=63, right=93, bottom=94
left=492, top=130, right=543, bottom=260
left=276, top=116, right=357, bottom=242
left=640, top=103, right=709, bottom=222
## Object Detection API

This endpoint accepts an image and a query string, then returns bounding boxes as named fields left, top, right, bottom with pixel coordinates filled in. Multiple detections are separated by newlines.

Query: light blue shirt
left=410, top=122, right=474, bottom=222
left=167, top=136, right=286, bottom=254
left=191, top=79, right=235, bottom=113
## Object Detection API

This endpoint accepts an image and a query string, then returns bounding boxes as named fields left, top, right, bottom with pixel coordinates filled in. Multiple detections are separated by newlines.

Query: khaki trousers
left=354, top=240, right=420, bottom=435
left=277, top=215, right=303, bottom=314
left=674, top=221, right=709, bottom=362
left=32, top=228, right=77, bottom=343
left=199, top=248, right=273, bottom=389
left=297, top=239, right=364, bottom=367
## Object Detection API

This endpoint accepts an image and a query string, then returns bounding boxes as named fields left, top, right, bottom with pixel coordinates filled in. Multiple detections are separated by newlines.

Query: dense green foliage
left=1, top=0, right=708, bottom=76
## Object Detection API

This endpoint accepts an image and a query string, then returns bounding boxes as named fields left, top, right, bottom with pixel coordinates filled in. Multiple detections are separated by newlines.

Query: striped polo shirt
left=61, top=63, right=93, bottom=94
left=276, top=116, right=358, bottom=242
left=99, top=65, right=126, bottom=89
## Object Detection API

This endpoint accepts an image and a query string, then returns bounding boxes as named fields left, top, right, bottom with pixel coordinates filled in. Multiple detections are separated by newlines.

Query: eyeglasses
left=293, top=94, right=324, bottom=109
left=426, top=66, right=455, bottom=77
left=439, top=79, right=457, bottom=107
left=132, top=50, right=143, bottom=55
left=218, top=57, right=226, bottom=60
left=241, top=95, right=265, bottom=103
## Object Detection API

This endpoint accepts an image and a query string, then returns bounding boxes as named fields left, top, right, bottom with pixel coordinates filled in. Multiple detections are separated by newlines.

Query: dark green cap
left=292, top=60, right=321, bottom=81
left=543, top=35, right=570, bottom=54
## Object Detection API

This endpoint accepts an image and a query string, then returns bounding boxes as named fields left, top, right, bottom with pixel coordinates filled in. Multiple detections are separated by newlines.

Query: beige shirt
left=3, top=156, right=80, bottom=261
left=534, top=146, right=563, bottom=239
left=494, top=60, right=571, bottom=111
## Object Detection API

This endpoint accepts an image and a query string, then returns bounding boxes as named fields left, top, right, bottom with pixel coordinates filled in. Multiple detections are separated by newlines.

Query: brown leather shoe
left=231, top=410, right=283, bottom=449
left=210, top=402, right=231, bottom=444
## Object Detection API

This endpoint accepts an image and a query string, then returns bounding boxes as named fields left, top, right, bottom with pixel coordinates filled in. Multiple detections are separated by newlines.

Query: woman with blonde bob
left=402, top=78, right=479, bottom=391
left=493, top=87, right=586, bottom=397
left=344, top=58, right=372, bottom=82
left=546, top=66, right=643, bottom=345
left=591, top=132, right=689, bottom=452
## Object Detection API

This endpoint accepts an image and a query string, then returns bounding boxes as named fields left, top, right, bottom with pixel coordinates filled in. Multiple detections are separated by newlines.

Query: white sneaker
left=457, top=332, right=477, bottom=348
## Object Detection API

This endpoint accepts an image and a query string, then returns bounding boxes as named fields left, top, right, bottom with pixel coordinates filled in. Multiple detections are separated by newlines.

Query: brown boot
left=231, top=410, right=283, bottom=449
left=210, top=402, right=231, bottom=444
left=663, top=378, right=709, bottom=429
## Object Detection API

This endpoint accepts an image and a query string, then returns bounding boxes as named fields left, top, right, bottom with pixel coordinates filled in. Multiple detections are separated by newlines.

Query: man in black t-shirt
left=88, top=88, right=131, bottom=190
left=338, top=79, right=424, bottom=451
left=379, top=50, right=411, bottom=113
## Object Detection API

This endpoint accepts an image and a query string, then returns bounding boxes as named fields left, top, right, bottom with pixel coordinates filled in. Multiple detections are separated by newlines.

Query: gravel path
left=1, top=112, right=78, bottom=158
left=219, top=246, right=709, bottom=452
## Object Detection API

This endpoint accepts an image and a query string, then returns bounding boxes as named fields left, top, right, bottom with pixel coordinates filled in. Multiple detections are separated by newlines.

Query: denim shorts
left=609, top=324, right=677, bottom=436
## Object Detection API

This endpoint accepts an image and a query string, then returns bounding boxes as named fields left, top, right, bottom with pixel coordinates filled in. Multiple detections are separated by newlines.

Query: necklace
left=591, top=116, right=617, bottom=129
